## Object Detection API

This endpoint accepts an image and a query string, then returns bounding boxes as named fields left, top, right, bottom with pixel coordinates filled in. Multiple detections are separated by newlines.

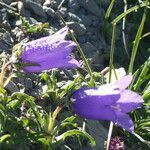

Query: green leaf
left=6, top=99, right=23, bottom=110
left=0, top=87, right=6, bottom=95
left=38, top=138, right=53, bottom=150
left=128, top=1, right=148, bottom=73
left=56, top=129, right=96, bottom=147
left=0, top=134, right=11, bottom=143
left=60, top=80, right=76, bottom=97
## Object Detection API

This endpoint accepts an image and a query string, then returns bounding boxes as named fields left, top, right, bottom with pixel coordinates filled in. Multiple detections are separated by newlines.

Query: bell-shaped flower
left=21, top=26, right=80, bottom=73
left=71, top=75, right=144, bottom=133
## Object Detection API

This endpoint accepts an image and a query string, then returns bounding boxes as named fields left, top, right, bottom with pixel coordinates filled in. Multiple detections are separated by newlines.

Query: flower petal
left=72, top=87, right=120, bottom=105
left=115, top=90, right=143, bottom=113
left=21, top=36, right=79, bottom=72
left=22, top=40, right=76, bottom=62
left=72, top=98, right=117, bottom=121
left=71, top=87, right=120, bottom=120
left=115, top=112, right=134, bottom=133
left=23, top=58, right=79, bottom=72
left=112, top=75, right=133, bottom=90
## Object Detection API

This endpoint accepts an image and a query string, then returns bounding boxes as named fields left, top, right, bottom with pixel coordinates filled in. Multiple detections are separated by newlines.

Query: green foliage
left=21, top=17, right=49, bottom=34
left=106, top=0, right=150, bottom=148
left=0, top=0, right=150, bottom=149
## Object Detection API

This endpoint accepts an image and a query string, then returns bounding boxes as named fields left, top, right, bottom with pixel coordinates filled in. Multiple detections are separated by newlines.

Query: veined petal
left=23, top=26, right=68, bottom=55
left=21, top=26, right=79, bottom=73
left=72, top=87, right=120, bottom=106
left=115, top=112, right=134, bottom=133
left=112, top=75, right=133, bottom=90
left=115, top=90, right=143, bottom=113
left=72, top=96, right=117, bottom=120
left=71, top=87, right=120, bottom=120
left=23, top=57, right=80, bottom=73
left=22, top=40, right=76, bottom=62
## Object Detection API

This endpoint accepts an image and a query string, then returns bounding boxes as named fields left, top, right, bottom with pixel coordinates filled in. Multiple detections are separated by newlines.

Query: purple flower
left=71, top=75, right=144, bottom=133
left=21, top=26, right=80, bottom=72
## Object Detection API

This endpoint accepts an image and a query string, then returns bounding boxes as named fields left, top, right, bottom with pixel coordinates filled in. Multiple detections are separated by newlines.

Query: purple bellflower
left=71, top=75, right=144, bottom=133
left=21, top=26, right=80, bottom=72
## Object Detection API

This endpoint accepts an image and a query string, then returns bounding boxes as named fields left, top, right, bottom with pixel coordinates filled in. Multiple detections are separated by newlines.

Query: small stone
left=81, top=42, right=98, bottom=58
left=1, top=0, right=13, bottom=5
left=57, top=7, right=68, bottom=18
left=77, top=0, right=102, bottom=18
left=11, top=27, right=25, bottom=42
left=86, top=121, right=107, bottom=150
left=68, top=0, right=79, bottom=12
left=43, top=0, right=51, bottom=7
left=5, top=81, right=19, bottom=93
left=44, top=0, right=62, bottom=9
left=17, top=1, right=25, bottom=16
left=90, top=15, right=100, bottom=27
left=0, top=29, right=13, bottom=52
left=43, top=6, right=56, bottom=18
left=79, top=14, right=92, bottom=27
left=32, top=0, right=44, bottom=5
left=67, top=12, right=82, bottom=23
left=24, top=78, right=33, bottom=90
left=24, top=9, right=31, bottom=18
left=25, top=0, right=47, bottom=19
left=77, top=36, right=86, bottom=43
left=0, top=9, right=11, bottom=31
left=10, top=1, right=18, bottom=8
left=66, top=22, right=86, bottom=36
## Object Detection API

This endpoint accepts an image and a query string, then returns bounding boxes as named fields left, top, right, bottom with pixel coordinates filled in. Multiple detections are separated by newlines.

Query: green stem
left=56, top=13, right=95, bottom=86
left=109, top=24, right=116, bottom=83
left=107, top=24, right=116, bottom=150
left=128, top=0, right=148, bottom=73
left=112, top=2, right=149, bottom=25
left=105, top=0, right=116, bottom=19
left=69, top=31, right=94, bottom=83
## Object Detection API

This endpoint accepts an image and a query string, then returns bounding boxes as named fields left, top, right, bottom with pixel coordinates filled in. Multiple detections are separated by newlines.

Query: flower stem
left=106, top=122, right=114, bottom=150
left=128, top=0, right=148, bottom=73
left=108, top=24, right=116, bottom=83
left=56, top=13, right=95, bottom=86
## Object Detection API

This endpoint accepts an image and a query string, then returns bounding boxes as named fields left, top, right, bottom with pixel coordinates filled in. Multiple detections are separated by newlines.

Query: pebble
left=0, top=29, right=13, bottom=52
left=24, top=78, right=33, bottom=91
left=5, top=81, right=19, bottom=93
left=0, top=8, right=11, bottom=31
left=17, top=1, right=25, bottom=16
left=67, top=12, right=82, bottom=23
left=25, top=0, right=47, bottom=19
left=57, top=7, right=68, bottom=18
left=77, top=0, right=102, bottom=18
left=43, top=0, right=51, bottom=7
left=32, top=0, right=44, bottom=5
left=1, top=0, right=13, bottom=5
left=68, top=0, right=79, bottom=13
left=43, top=6, right=56, bottom=18
left=81, top=42, right=98, bottom=58
left=84, top=121, right=107, bottom=150
left=79, top=14, right=92, bottom=27
left=44, top=0, right=62, bottom=10
left=77, top=35, right=86, bottom=43
left=66, top=21, right=86, bottom=36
